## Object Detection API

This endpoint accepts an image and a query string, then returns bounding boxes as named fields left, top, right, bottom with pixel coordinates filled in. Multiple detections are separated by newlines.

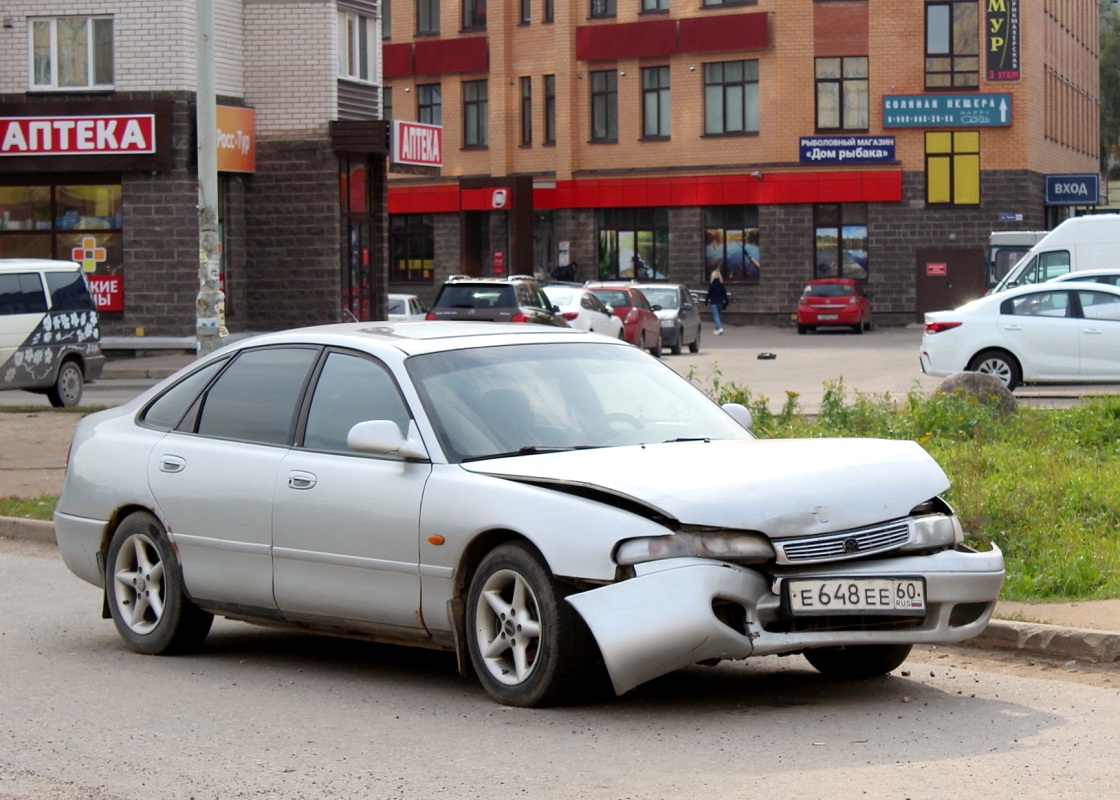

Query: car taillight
left=511, top=313, right=530, bottom=323
left=625, top=309, right=638, bottom=324
left=561, top=312, right=579, bottom=321
left=925, top=321, right=962, bottom=334
left=425, top=312, right=436, bottom=320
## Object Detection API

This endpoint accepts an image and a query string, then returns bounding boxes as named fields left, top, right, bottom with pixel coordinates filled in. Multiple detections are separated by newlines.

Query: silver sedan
left=55, top=322, right=1003, bottom=706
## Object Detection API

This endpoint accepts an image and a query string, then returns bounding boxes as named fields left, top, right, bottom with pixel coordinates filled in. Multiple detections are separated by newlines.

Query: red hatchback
left=796, top=278, right=873, bottom=334
left=585, top=283, right=662, bottom=357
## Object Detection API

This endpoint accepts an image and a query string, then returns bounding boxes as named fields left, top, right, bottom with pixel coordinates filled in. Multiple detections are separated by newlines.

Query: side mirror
left=721, top=402, right=753, bottom=430
left=651, top=304, right=662, bottom=312
left=348, top=419, right=429, bottom=460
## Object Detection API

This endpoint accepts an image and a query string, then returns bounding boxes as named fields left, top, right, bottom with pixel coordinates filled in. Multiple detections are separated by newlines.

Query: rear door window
left=44, top=270, right=95, bottom=311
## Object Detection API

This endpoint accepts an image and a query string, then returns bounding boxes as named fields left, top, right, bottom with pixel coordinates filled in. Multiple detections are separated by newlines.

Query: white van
left=991, top=214, right=1120, bottom=293
left=0, top=258, right=104, bottom=406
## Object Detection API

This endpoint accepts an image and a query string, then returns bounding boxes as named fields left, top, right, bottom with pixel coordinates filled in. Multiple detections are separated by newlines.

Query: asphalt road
left=3, top=537, right=1119, bottom=800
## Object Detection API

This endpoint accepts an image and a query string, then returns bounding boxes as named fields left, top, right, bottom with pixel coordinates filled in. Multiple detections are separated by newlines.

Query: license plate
left=786, top=578, right=926, bottom=616
left=818, top=314, right=838, bottom=320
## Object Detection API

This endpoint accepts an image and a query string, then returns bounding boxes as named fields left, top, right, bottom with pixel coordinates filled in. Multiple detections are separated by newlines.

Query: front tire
left=670, top=326, right=682, bottom=355
left=804, top=644, right=912, bottom=679
left=466, top=544, right=598, bottom=707
left=105, top=511, right=213, bottom=655
left=48, top=360, right=84, bottom=407
left=967, top=348, right=1021, bottom=391
left=688, top=327, right=700, bottom=353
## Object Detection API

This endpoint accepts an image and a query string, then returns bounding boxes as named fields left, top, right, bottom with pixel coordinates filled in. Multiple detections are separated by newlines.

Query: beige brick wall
left=244, top=1, right=338, bottom=138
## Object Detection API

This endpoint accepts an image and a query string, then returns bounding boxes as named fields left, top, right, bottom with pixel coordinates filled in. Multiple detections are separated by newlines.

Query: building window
left=0, top=183, right=124, bottom=310
left=462, top=0, right=486, bottom=29
left=702, top=0, right=753, bottom=6
left=520, top=77, right=533, bottom=145
left=704, top=206, right=760, bottom=283
left=926, top=130, right=980, bottom=205
left=383, top=86, right=393, bottom=120
left=417, top=83, right=442, bottom=125
left=544, top=0, right=554, bottom=22
left=642, top=0, right=669, bottom=10
left=596, top=208, right=669, bottom=281
left=544, top=74, right=556, bottom=144
left=641, top=66, right=670, bottom=139
left=815, top=56, right=868, bottom=132
left=338, top=12, right=376, bottom=83
left=814, top=204, right=869, bottom=280
left=925, top=0, right=978, bottom=89
left=417, top=0, right=439, bottom=34
left=382, top=0, right=391, bottom=38
left=703, top=60, right=758, bottom=135
left=590, top=0, right=616, bottom=18
left=520, top=0, right=531, bottom=23
left=390, top=214, right=435, bottom=283
left=590, top=70, right=618, bottom=142
left=463, top=80, right=488, bottom=147
left=30, top=16, right=114, bottom=90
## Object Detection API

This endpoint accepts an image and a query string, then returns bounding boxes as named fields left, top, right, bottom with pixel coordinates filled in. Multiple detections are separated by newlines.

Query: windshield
left=407, top=342, right=751, bottom=461
left=387, top=298, right=406, bottom=314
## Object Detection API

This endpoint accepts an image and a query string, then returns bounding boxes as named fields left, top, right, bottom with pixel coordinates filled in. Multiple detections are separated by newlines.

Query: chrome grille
left=774, top=520, right=911, bottom=565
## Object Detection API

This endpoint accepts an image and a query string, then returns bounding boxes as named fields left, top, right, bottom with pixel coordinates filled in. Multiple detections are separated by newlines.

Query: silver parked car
left=55, top=322, right=1004, bottom=707
left=633, top=282, right=702, bottom=354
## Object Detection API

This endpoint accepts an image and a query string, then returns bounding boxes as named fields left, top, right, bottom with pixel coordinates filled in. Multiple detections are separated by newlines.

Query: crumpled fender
left=567, top=560, right=768, bottom=695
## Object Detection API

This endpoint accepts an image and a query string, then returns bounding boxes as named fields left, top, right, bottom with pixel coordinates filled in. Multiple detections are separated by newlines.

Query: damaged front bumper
left=566, top=545, right=1005, bottom=696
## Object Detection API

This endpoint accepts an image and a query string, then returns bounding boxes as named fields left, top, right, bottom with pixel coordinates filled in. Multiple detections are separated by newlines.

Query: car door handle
left=1001, top=323, right=1022, bottom=331
left=1082, top=327, right=1102, bottom=335
left=287, top=471, right=317, bottom=490
left=159, top=455, right=185, bottom=474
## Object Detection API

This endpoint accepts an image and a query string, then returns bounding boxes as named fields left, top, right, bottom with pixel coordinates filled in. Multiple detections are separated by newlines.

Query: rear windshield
left=591, top=290, right=631, bottom=308
left=437, top=284, right=516, bottom=309
left=45, top=270, right=95, bottom=311
left=803, top=283, right=854, bottom=297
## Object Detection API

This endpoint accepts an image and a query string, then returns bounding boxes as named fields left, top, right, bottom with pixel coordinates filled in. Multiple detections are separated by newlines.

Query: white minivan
left=991, top=214, right=1120, bottom=293
left=0, top=259, right=104, bottom=406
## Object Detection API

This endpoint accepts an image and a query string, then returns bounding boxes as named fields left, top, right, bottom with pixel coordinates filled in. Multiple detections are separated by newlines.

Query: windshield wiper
left=663, top=437, right=711, bottom=443
left=462, top=445, right=599, bottom=462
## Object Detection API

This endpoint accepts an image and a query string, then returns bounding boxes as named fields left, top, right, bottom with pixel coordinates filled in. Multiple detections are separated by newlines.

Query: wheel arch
left=967, top=346, right=1022, bottom=374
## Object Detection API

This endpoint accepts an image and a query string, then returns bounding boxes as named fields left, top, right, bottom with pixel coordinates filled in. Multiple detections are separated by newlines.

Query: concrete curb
left=4, top=514, right=1119, bottom=665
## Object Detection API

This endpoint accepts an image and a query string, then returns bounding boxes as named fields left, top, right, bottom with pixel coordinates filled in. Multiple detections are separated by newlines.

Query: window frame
left=703, top=60, right=759, bottom=136
left=417, top=83, right=442, bottom=126
left=814, top=56, right=868, bottom=133
left=704, top=206, right=760, bottom=284
left=520, top=77, right=533, bottom=146
left=389, top=213, right=436, bottom=283
left=924, top=0, right=979, bottom=90
left=590, top=70, right=618, bottom=143
left=543, top=0, right=554, bottom=22
left=463, top=79, right=489, bottom=148
left=925, top=130, right=980, bottom=206
left=29, top=15, right=114, bottom=91
left=813, top=203, right=869, bottom=281
left=641, top=66, right=671, bottom=140
left=338, top=11, right=377, bottom=84
left=641, top=0, right=669, bottom=11
left=416, top=0, right=440, bottom=35
left=543, top=74, right=557, bottom=145
left=590, top=0, right=617, bottom=18
left=462, top=0, right=486, bottom=30
left=520, top=0, right=531, bottom=23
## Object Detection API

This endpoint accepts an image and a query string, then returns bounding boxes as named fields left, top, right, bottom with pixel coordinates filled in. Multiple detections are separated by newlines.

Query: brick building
left=0, top=0, right=389, bottom=337
left=384, top=0, right=1101, bottom=325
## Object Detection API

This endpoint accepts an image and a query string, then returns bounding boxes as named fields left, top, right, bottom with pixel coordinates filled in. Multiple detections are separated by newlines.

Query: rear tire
left=804, top=644, right=912, bottom=679
left=47, top=360, right=84, bottom=407
left=105, top=511, right=213, bottom=655
left=967, top=349, right=1021, bottom=391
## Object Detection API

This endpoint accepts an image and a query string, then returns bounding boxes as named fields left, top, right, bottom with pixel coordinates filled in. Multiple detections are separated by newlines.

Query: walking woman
left=707, top=269, right=728, bottom=335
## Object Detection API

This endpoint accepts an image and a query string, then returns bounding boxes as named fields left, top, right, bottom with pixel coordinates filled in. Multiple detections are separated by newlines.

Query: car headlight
left=659, top=318, right=673, bottom=328
left=615, top=531, right=775, bottom=566
left=902, top=514, right=963, bottom=551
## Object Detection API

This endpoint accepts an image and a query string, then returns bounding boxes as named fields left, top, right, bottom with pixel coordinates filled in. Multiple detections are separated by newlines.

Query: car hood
left=460, top=438, right=949, bottom=538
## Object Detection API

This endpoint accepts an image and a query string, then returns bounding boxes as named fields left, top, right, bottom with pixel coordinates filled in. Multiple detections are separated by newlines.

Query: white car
left=542, top=285, right=624, bottom=338
left=387, top=293, right=428, bottom=321
left=1047, top=268, right=1120, bottom=288
left=55, top=323, right=1003, bottom=707
left=921, top=281, right=1120, bottom=391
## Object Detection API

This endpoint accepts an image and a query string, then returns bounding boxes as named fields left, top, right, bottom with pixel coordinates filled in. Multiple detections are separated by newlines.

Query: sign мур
left=986, top=0, right=1020, bottom=81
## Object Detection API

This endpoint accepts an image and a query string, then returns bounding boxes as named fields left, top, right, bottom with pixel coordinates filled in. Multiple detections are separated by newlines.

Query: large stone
left=935, top=371, right=1018, bottom=417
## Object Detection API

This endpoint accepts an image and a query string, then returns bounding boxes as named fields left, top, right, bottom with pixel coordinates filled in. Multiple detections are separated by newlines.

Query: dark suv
left=426, top=275, right=569, bottom=327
